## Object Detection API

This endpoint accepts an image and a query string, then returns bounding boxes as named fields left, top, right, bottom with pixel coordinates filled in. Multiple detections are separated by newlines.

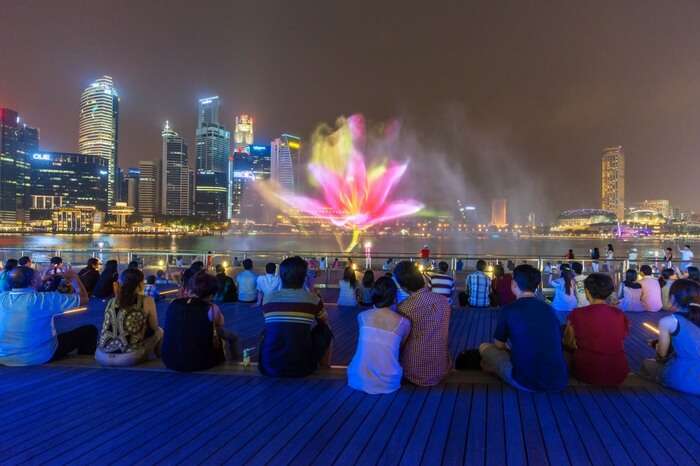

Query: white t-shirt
left=574, top=275, right=589, bottom=307
left=680, top=249, right=694, bottom=262
left=639, top=276, right=663, bottom=312
left=256, top=274, right=281, bottom=298
left=0, top=289, right=80, bottom=366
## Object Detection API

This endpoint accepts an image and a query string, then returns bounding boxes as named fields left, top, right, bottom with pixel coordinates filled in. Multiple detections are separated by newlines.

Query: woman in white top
left=337, top=266, right=359, bottom=306
left=256, top=262, right=281, bottom=305
left=348, top=277, right=411, bottom=394
left=549, top=265, right=578, bottom=312
left=618, top=269, right=645, bottom=312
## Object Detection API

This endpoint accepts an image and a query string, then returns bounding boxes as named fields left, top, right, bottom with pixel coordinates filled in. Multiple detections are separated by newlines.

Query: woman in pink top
left=639, top=265, right=663, bottom=312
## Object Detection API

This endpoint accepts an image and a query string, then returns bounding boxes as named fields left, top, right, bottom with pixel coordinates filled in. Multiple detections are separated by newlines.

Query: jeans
left=52, top=325, right=98, bottom=361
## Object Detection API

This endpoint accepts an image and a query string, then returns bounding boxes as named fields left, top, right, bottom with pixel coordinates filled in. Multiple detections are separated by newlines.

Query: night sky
left=1, top=0, right=699, bottom=221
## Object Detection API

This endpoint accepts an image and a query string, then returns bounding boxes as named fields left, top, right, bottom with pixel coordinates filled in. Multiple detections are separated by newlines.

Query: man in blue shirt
left=235, top=259, right=258, bottom=303
left=0, top=266, right=96, bottom=366
left=479, top=264, right=568, bottom=391
left=466, top=260, right=491, bottom=307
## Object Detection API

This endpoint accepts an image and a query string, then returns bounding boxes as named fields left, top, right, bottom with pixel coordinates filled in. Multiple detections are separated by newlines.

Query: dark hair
left=362, top=270, right=375, bottom=288
left=438, top=261, right=449, bottom=273
left=279, top=256, right=308, bottom=289
left=493, top=264, right=505, bottom=278
left=393, top=260, right=425, bottom=292
left=157, top=270, right=165, bottom=278
left=9, top=266, right=34, bottom=289
left=476, top=260, right=486, bottom=272
left=561, top=269, right=574, bottom=295
left=4, top=258, right=18, bottom=271
left=666, top=247, right=673, bottom=252
left=265, top=262, right=276, bottom=274
left=118, top=268, right=144, bottom=307
left=215, top=264, right=225, bottom=274
left=687, top=266, right=700, bottom=282
left=607, top=244, right=614, bottom=251
left=512, top=264, right=541, bottom=292
left=189, top=271, right=219, bottom=299
left=371, top=276, right=397, bottom=308
left=18, top=256, right=31, bottom=266
left=146, top=274, right=156, bottom=285
left=50, top=256, right=63, bottom=265
left=571, top=262, right=583, bottom=275
left=659, top=268, right=675, bottom=288
left=242, top=258, right=253, bottom=270
left=190, top=261, right=204, bottom=271
left=623, top=269, right=641, bottom=289
left=670, top=279, right=700, bottom=323
left=102, top=260, right=118, bottom=277
left=640, top=265, right=653, bottom=276
left=87, top=258, right=99, bottom=268
left=584, top=273, right=614, bottom=300
left=127, top=260, right=139, bottom=270
left=342, top=266, right=357, bottom=288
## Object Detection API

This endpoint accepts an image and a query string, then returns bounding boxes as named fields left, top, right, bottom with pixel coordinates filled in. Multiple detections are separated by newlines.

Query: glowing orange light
left=643, top=322, right=660, bottom=335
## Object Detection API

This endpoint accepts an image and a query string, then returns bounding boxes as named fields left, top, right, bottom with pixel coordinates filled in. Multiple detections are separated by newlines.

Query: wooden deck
left=2, top=293, right=698, bottom=464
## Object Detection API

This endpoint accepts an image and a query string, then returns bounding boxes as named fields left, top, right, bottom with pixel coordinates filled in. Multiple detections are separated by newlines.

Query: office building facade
left=161, top=121, right=190, bottom=216
left=231, top=144, right=271, bottom=218
left=0, top=108, right=37, bottom=222
left=195, top=96, right=230, bottom=221
left=601, top=146, right=625, bottom=219
left=138, top=160, right=160, bottom=217
left=79, top=76, right=119, bottom=207
left=490, top=198, right=508, bottom=227
left=270, top=134, right=301, bottom=192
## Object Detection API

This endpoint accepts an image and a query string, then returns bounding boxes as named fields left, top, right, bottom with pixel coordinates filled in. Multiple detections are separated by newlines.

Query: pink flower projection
left=275, top=115, right=423, bottom=249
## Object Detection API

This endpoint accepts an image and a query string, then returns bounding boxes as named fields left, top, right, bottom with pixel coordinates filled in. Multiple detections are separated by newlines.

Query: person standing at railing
left=590, top=247, right=601, bottom=273
left=664, top=247, right=674, bottom=269
left=0, top=266, right=96, bottom=366
left=679, top=244, right=694, bottom=273
left=605, top=244, right=615, bottom=273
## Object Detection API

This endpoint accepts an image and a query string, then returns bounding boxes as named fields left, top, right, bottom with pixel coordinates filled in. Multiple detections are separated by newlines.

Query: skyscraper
left=138, top=160, right=160, bottom=217
left=271, top=134, right=301, bottom=192
left=231, top=144, right=271, bottom=218
left=230, top=114, right=255, bottom=219
left=161, top=121, right=190, bottom=216
left=79, top=76, right=119, bottom=207
left=125, top=167, right=140, bottom=209
left=601, top=146, right=625, bottom=219
left=195, top=96, right=230, bottom=221
left=0, top=108, right=37, bottom=223
left=233, top=114, right=254, bottom=152
left=490, top=198, right=508, bottom=227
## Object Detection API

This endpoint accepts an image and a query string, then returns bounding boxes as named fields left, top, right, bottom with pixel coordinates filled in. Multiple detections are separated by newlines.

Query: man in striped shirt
left=259, top=256, right=333, bottom=377
left=467, top=260, right=492, bottom=307
left=425, top=261, right=455, bottom=304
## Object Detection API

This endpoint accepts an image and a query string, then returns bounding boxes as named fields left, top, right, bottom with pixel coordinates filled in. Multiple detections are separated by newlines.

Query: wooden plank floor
left=1, top=366, right=699, bottom=465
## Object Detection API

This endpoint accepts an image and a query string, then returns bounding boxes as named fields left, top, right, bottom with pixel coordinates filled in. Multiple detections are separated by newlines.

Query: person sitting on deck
left=235, top=259, right=257, bottom=303
left=425, top=261, right=455, bottom=304
left=0, top=259, right=19, bottom=292
left=93, top=259, right=119, bottom=299
left=43, top=256, right=65, bottom=280
left=127, top=260, right=140, bottom=270
left=181, top=261, right=204, bottom=292
left=155, top=269, right=173, bottom=286
left=686, top=266, right=700, bottom=283
left=549, top=264, right=577, bottom=312
left=571, top=262, right=589, bottom=307
left=617, top=269, right=645, bottom=312
left=337, top=266, right=359, bottom=307
left=95, top=268, right=163, bottom=367
left=256, top=262, right=281, bottom=306
left=78, top=258, right=100, bottom=295
left=358, top=270, right=375, bottom=306
left=213, top=264, right=236, bottom=303
left=563, top=273, right=630, bottom=386
left=659, top=268, right=677, bottom=311
left=258, top=256, right=333, bottom=377
left=639, top=265, right=663, bottom=312
left=479, top=264, right=568, bottom=391
left=348, top=277, right=411, bottom=394
left=639, top=279, right=700, bottom=395
left=144, top=275, right=161, bottom=301
left=395, top=260, right=451, bottom=386
left=162, top=271, right=239, bottom=372
left=0, top=266, right=96, bottom=366
left=491, top=263, right=516, bottom=307
left=466, top=260, right=491, bottom=308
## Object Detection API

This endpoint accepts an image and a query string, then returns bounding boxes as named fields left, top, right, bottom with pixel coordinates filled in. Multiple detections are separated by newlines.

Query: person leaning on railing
left=0, top=266, right=96, bottom=366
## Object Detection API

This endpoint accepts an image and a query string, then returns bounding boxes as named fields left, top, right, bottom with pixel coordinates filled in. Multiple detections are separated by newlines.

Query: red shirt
left=420, top=248, right=430, bottom=259
left=492, top=274, right=516, bottom=306
left=567, top=304, right=630, bottom=386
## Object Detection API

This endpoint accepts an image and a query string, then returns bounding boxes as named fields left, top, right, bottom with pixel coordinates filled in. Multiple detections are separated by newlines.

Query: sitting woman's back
left=348, top=277, right=410, bottom=394
left=550, top=268, right=577, bottom=312
left=337, top=266, right=358, bottom=306
left=618, top=270, right=645, bottom=312
left=94, top=260, right=119, bottom=299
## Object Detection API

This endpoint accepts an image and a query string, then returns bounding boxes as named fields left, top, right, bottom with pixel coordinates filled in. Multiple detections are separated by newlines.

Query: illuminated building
left=601, top=146, right=625, bottom=220
left=230, top=114, right=255, bottom=218
left=52, top=206, right=96, bottom=233
left=161, top=121, right=190, bottom=216
left=626, top=209, right=666, bottom=226
left=490, top=198, right=508, bottom=227
left=28, top=152, right=108, bottom=219
left=232, top=144, right=271, bottom=219
left=79, top=76, right=119, bottom=206
left=195, top=96, right=230, bottom=221
left=138, top=160, right=160, bottom=217
left=552, top=209, right=617, bottom=232
left=108, top=201, right=135, bottom=228
left=631, top=199, right=671, bottom=219
left=125, top=167, right=140, bottom=208
left=0, top=108, right=36, bottom=223
left=233, top=114, right=254, bottom=152
left=271, top=134, right=301, bottom=192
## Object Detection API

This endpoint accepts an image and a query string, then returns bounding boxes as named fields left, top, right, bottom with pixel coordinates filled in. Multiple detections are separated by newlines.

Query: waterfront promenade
left=3, top=289, right=700, bottom=464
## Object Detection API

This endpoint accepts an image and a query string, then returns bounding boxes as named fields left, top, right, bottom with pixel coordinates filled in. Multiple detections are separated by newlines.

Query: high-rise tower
left=79, top=76, right=119, bottom=206
left=270, top=134, right=301, bottom=192
left=0, top=108, right=37, bottom=222
left=195, top=96, right=230, bottom=221
left=161, top=121, right=190, bottom=216
left=601, top=146, right=625, bottom=220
